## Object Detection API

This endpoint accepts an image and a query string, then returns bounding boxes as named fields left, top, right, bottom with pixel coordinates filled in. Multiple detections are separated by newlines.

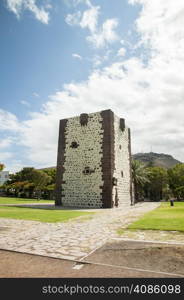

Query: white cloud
left=79, top=5, right=100, bottom=32
left=65, top=5, right=99, bottom=31
left=65, top=11, right=81, bottom=26
left=0, top=138, right=13, bottom=149
left=20, top=100, right=30, bottom=107
left=33, top=92, right=39, bottom=97
left=6, top=0, right=51, bottom=24
left=5, top=160, right=26, bottom=173
left=0, top=152, right=13, bottom=161
left=117, top=47, right=126, bottom=57
left=92, top=50, right=111, bottom=67
left=64, top=0, right=92, bottom=7
left=20, top=111, right=59, bottom=166
left=87, top=18, right=119, bottom=48
left=65, top=3, right=119, bottom=48
left=0, top=109, right=20, bottom=132
left=129, top=0, right=184, bottom=59
left=72, top=53, right=82, bottom=60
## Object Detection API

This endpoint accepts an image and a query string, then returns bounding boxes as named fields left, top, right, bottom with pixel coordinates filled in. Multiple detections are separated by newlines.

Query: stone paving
left=0, top=202, right=159, bottom=261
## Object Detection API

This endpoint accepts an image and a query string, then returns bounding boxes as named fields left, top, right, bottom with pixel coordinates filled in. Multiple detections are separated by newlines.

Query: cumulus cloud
left=0, top=138, right=13, bottom=149
left=92, top=50, right=111, bottom=67
left=79, top=4, right=100, bottom=32
left=64, top=0, right=92, bottom=7
left=87, top=18, right=119, bottom=48
left=65, top=3, right=119, bottom=48
left=20, top=112, right=59, bottom=166
left=5, top=160, right=26, bottom=173
left=0, top=109, right=20, bottom=132
left=65, top=5, right=99, bottom=32
left=117, top=47, right=126, bottom=57
left=6, top=0, right=51, bottom=24
left=0, top=152, right=13, bottom=161
left=65, top=11, right=82, bottom=26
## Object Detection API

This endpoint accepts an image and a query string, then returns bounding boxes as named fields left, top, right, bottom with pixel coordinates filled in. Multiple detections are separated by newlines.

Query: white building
left=0, top=171, right=9, bottom=186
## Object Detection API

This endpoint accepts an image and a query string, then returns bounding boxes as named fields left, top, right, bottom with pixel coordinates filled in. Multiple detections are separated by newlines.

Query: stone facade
left=113, top=115, right=132, bottom=207
left=55, top=109, right=132, bottom=208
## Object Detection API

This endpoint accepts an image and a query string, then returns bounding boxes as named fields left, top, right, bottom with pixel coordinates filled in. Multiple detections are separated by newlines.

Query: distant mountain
left=133, top=152, right=182, bottom=169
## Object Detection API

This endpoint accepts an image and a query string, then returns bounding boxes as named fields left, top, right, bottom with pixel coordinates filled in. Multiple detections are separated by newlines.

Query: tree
left=6, top=167, right=51, bottom=198
left=0, top=163, right=5, bottom=171
left=131, top=160, right=150, bottom=203
left=145, top=167, right=168, bottom=201
left=42, top=168, right=56, bottom=184
left=168, top=164, right=184, bottom=200
left=31, top=170, right=51, bottom=198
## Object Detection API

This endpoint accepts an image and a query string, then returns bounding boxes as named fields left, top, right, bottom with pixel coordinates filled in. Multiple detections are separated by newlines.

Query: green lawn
left=0, top=206, right=93, bottom=223
left=127, top=202, right=184, bottom=232
left=0, top=197, right=53, bottom=205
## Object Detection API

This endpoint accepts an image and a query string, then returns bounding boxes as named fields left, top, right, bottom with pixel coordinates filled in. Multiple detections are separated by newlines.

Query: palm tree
left=132, top=160, right=150, bottom=203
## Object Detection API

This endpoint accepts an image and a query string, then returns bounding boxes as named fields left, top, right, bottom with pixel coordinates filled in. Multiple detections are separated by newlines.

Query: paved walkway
left=0, top=202, right=159, bottom=261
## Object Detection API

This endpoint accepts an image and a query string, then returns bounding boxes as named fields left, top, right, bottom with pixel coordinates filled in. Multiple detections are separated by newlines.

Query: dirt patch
left=0, top=239, right=184, bottom=278
left=0, top=249, right=173, bottom=278
left=83, top=240, right=184, bottom=276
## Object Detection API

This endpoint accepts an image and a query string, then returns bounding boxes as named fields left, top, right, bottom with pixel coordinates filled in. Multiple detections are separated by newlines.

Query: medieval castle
left=55, top=109, right=132, bottom=208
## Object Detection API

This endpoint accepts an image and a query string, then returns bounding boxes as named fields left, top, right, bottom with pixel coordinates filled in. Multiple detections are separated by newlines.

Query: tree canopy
left=3, top=167, right=56, bottom=199
left=167, top=164, right=184, bottom=200
left=132, top=160, right=184, bottom=202
left=0, top=163, right=5, bottom=171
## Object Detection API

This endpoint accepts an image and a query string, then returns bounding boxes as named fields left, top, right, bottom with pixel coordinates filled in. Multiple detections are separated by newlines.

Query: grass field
left=126, top=202, right=184, bottom=232
left=0, top=197, right=53, bottom=205
left=0, top=205, right=93, bottom=223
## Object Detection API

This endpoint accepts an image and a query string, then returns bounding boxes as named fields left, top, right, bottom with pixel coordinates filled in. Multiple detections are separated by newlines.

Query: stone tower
left=55, top=109, right=132, bottom=208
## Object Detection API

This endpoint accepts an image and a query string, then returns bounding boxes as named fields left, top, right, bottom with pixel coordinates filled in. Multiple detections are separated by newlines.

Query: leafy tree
left=145, top=167, right=168, bottom=201
left=0, top=163, right=5, bottom=171
left=31, top=170, right=51, bottom=198
left=131, top=160, right=150, bottom=203
left=9, top=167, right=35, bottom=183
left=6, top=167, right=51, bottom=198
left=168, top=164, right=184, bottom=200
left=175, top=186, right=184, bottom=200
left=42, top=168, right=56, bottom=184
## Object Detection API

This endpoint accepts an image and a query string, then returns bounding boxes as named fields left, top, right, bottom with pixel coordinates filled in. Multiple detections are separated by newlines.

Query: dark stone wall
left=128, top=128, right=133, bottom=205
left=55, top=119, right=68, bottom=206
left=100, top=110, right=115, bottom=208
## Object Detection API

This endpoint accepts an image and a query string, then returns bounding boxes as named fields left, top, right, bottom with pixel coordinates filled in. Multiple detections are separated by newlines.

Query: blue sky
left=1, top=0, right=184, bottom=172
